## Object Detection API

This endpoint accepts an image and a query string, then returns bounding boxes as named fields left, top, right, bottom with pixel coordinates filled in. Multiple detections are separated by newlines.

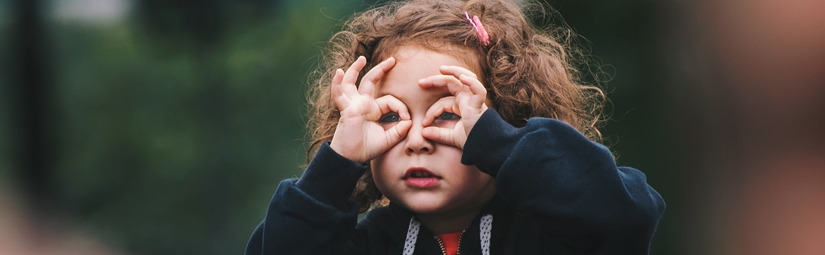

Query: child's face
left=370, top=46, right=496, bottom=215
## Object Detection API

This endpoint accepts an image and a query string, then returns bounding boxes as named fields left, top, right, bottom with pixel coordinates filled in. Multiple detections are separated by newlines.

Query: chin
left=404, top=202, right=448, bottom=214
left=392, top=193, right=454, bottom=214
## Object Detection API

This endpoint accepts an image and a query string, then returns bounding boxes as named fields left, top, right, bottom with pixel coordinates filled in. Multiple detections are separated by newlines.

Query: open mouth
left=402, top=168, right=441, bottom=179
left=403, top=168, right=442, bottom=188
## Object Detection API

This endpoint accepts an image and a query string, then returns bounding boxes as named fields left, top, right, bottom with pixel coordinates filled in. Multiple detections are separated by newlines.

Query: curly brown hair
left=305, top=0, right=606, bottom=212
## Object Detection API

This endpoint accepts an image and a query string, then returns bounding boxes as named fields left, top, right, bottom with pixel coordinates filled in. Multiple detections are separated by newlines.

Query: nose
left=404, top=120, right=434, bottom=154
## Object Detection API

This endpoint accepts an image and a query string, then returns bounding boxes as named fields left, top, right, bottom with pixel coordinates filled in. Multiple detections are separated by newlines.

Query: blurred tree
left=4, top=0, right=679, bottom=254
left=46, top=0, right=364, bottom=254
left=9, top=0, right=59, bottom=221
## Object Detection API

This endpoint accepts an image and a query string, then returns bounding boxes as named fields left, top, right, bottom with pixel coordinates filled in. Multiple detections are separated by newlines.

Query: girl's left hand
left=418, top=66, right=488, bottom=149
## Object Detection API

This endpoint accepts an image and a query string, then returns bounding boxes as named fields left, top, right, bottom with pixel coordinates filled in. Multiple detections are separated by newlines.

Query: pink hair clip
left=465, top=11, right=490, bottom=46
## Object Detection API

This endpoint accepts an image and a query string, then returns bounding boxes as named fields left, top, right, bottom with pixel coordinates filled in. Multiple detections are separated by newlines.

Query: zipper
left=457, top=231, right=464, bottom=255
left=435, top=235, right=446, bottom=255
left=433, top=230, right=465, bottom=255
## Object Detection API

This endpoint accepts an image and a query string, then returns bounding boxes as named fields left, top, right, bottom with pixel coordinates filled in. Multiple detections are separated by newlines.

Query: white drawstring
left=479, top=214, right=493, bottom=255
left=402, top=214, right=493, bottom=255
left=403, top=217, right=421, bottom=255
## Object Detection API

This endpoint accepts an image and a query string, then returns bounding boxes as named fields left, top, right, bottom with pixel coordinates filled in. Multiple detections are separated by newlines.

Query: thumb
left=386, top=120, right=412, bottom=145
left=422, top=126, right=464, bottom=149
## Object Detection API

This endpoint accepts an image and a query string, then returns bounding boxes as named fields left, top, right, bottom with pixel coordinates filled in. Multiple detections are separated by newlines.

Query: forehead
left=376, top=46, right=480, bottom=106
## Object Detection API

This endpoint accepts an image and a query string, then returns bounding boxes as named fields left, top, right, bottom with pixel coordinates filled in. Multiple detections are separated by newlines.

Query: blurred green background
left=3, top=0, right=823, bottom=254
left=1, top=0, right=684, bottom=254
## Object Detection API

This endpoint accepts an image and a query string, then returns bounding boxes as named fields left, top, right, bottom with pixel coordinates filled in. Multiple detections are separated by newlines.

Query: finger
left=331, top=68, right=344, bottom=87
left=422, top=96, right=458, bottom=126
left=422, top=126, right=464, bottom=149
left=359, top=57, right=396, bottom=97
left=331, top=68, right=344, bottom=97
left=386, top=120, right=412, bottom=145
left=458, top=74, right=488, bottom=108
left=375, top=95, right=410, bottom=120
left=331, top=69, right=350, bottom=110
left=419, top=75, right=470, bottom=96
left=440, top=65, right=487, bottom=99
left=439, top=65, right=478, bottom=80
left=342, top=56, right=367, bottom=95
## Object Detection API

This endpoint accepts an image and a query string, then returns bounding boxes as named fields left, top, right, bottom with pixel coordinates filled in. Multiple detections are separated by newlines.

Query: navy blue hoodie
left=245, top=109, right=665, bottom=255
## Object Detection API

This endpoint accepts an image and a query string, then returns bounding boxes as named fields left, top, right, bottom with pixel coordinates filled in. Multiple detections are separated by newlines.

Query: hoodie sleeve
left=245, top=142, right=368, bottom=255
left=461, top=109, right=666, bottom=254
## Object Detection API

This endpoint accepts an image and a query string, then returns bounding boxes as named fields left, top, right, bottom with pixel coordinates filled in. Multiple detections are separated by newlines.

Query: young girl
left=246, top=0, right=665, bottom=254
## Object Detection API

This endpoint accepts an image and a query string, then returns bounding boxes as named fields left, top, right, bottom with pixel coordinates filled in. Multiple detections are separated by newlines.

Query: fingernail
left=460, top=74, right=467, bottom=78
left=419, top=78, right=426, bottom=83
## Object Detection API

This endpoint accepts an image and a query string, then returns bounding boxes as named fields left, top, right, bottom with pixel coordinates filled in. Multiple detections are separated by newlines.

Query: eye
left=434, top=111, right=461, bottom=121
left=378, top=112, right=401, bottom=123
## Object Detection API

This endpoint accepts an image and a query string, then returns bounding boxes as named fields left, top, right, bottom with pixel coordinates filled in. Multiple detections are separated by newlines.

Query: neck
left=416, top=196, right=494, bottom=234
left=417, top=210, right=477, bottom=234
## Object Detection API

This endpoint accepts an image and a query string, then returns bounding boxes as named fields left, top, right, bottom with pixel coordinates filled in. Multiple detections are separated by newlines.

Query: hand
left=419, top=66, right=488, bottom=150
left=329, top=56, right=412, bottom=163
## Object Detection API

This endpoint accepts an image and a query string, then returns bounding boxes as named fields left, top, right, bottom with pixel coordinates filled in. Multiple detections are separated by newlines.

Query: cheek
left=369, top=151, right=396, bottom=191
left=447, top=163, right=493, bottom=190
left=369, top=140, right=408, bottom=169
left=457, top=167, right=492, bottom=184
left=370, top=157, right=387, bottom=181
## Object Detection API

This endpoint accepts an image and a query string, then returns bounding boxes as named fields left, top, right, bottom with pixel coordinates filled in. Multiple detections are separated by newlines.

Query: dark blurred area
left=1, top=0, right=823, bottom=254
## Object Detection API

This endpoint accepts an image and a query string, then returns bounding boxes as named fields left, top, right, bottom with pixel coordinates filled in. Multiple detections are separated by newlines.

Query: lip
left=403, top=167, right=441, bottom=188
left=402, top=167, right=441, bottom=179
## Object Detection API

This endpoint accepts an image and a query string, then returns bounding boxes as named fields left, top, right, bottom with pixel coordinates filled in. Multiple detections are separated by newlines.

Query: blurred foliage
left=2, top=0, right=678, bottom=254
left=1, top=1, right=12, bottom=185
left=45, top=0, right=364, bottom=254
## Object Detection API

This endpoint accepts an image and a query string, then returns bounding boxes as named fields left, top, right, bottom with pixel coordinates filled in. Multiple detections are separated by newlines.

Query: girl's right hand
left=329, top=56, right=412, bottom=163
